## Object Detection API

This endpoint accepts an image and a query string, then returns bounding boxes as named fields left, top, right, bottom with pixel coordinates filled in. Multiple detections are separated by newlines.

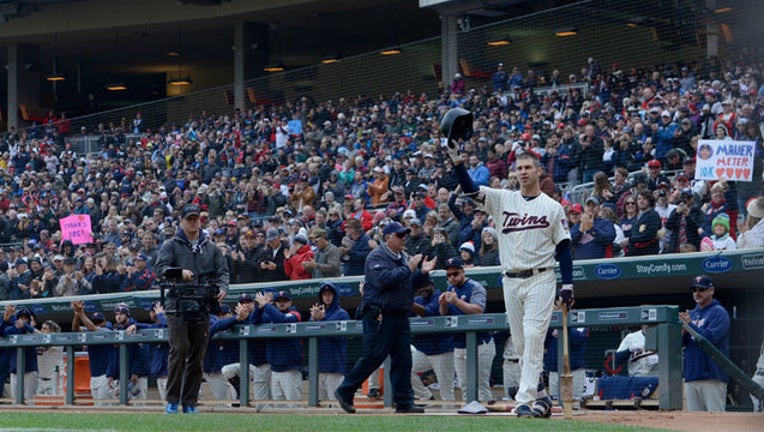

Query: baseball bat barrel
left=560, top=304, right=574, bottom=419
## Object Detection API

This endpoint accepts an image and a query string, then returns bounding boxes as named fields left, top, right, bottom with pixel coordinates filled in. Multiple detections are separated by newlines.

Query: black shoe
left=367, top=388, right=380, bottom=399
left=334, top=390, right=356, bottom=414
left=395, top=405, right=425, bottom=414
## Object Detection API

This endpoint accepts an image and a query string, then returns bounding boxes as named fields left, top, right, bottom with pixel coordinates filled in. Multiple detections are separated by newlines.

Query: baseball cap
left=691, top=275, right=713, bottom=291
left=181, top=204, right=200, bottom=219
left=274, top=290, right=292, bottom=301
left=238, top=293, right=254, bottom=302
left=585, top=196, right=600, bottom=206
left=402, top=209, right=417, bottom=219
left=63, top=257, right=75, bottom=265
left=266, top=229, right=280, bottom=242
left=293, top=233, right=309, bottom=245
left=444, top=257, right=464, bottom=269
left=219, top=304, right=232, bottom=314
left=408, top=218, right=422, bottom=227
left=114, top=303, right=130, bottom=316
left=91, top=312, right=106, bottom=323
left=135, top=253, right=148, bottom=262
left=53, top=255, right=65, bottom=262
left=14, top=258, right=27, bottom=267
left=569, top=203, right=583, bottom=214
left=382, top=221, right=410, bottom=236
left=647, top=160, right=661, bottom=168
left=16, top=308, right=31, bottom=319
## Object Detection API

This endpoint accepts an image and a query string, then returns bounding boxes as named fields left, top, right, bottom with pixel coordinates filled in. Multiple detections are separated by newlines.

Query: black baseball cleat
left=531, top=396, right=553, bottom=418
left=395, top=405, right=425, bottom=414
left=516, top=404, right=541, bottom=418
left=367, top=388, right=380, bottom=399
left=334, top=389, right=356, bottom=414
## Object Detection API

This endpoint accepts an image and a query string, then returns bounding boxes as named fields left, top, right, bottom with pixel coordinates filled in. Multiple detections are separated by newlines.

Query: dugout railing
left=0, top=305, right=683, bottom=410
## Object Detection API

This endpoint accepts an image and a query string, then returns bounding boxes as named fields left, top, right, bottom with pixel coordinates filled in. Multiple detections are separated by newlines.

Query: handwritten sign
left=695, top=139, right=755, bottom=182
left=59, top=214, right=93, bottom=245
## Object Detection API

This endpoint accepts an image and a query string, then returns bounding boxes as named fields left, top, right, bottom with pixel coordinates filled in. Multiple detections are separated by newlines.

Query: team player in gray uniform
left=440, top=108, right=574, bottom=418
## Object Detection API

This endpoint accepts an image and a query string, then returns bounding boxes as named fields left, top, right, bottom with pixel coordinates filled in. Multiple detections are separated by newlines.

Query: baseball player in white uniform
left=501, top=331, right=521, bottom=400
left=615, top=325, right=659, bottom=377
left=441, top=108, right=573, bottom=418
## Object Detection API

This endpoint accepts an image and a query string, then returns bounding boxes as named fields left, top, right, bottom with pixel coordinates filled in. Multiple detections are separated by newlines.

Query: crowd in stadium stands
left=0, top=56, right=763, bottom=299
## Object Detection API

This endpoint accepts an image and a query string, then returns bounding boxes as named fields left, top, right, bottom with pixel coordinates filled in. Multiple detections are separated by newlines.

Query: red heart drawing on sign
left=743, top=169, right=750, bottom=179
left=716, top=168, right=725, bottom=178
left=726, top=168, right=734, bottom=178
left=735, top=168, right=742, bottom=179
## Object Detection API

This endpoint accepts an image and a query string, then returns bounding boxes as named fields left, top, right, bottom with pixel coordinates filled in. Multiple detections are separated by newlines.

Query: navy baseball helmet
left=238, top=293, right=254, bottom=302
left=440, top=108, right=473, bottom=142
left=114, top=303, right=130, bottom=316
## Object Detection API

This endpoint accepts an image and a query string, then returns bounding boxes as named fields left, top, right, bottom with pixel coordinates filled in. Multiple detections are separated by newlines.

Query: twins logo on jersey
left=501, top=211, right=550, bottom=234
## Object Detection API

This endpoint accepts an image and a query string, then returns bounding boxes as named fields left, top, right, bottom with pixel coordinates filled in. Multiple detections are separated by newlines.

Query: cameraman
left=155, top=204, right=229, bottom=414
left=666, top=190, right=704, bottom=253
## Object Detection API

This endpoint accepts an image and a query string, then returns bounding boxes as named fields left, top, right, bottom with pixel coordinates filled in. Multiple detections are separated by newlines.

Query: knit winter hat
left=712, top=213, right=730, bottom=232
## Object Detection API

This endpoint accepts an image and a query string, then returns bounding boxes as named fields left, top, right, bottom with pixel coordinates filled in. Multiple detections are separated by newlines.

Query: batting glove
left=440, top=137, right=462, bottom=164
left=557, top=284, right=574, bottom=309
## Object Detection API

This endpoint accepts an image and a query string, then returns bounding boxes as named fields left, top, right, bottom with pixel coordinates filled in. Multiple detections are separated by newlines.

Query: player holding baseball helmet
left=440, top=108, right=574, bottom=418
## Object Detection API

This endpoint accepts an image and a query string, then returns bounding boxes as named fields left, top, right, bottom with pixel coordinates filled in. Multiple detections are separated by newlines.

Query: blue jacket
left=571, top=217, right=616, bottom=260
left=682, top=299, right=730, bottom=383
left=543, top=327, right=589, bottom=372
left=261, top=303, right=302, bottom=372
left=467, top=163, right=490, bottom=187
left=362, top=242, right=416, bottom=315
left=204, top=314, right=242, bottom=373
left=654, top=122, right=679, bottom=161
left=311, top=283, right=350, bottom=374
left=82, top=324, right=114, bottom=377
left=133, top=314, right=168, bottom=377
left=411, top=289, right=454, bottom=355
left=343, top=233, right=372, bottom=276
left=442, top=278, right=491, bottom=348
left=4, top=316, right=37, bottom=373
left=106, top=317, right=151, bottom=378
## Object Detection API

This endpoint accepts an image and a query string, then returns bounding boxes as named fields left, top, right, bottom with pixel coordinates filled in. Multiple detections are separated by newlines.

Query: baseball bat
left=682, top=322, right=764, bottom=401
left=560, top=304, right=574, bottom=419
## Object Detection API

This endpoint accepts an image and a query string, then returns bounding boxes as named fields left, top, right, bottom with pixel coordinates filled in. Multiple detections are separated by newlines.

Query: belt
left=505, top=267, right=549, bottom=279
left=506, top=358, right=519, bottom=363
left=39, top=377, right=52, bottom=381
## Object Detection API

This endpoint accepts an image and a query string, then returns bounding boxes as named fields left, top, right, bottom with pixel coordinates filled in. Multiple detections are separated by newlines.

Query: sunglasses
left=625, top=202, right=636, bottom=205
left=395, top=232, right=408, bottom=239
left=446, top=271, right=461, bottom=278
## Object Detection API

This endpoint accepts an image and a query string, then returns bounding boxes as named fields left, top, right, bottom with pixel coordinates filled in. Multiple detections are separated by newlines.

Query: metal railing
left=0, top=305, right=683, bottom=410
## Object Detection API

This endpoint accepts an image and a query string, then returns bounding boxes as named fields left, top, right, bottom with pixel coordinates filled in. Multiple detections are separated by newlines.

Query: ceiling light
left=320, top=54, right=341, bottom=64
left=487, top=37, right=511, bottom=47
left=379, top=47, right=402, bottom=56
left=46, top=72, right=67, bottom=82
left=105, top=82, right=127, bottom=91
left=554, top=26, right=578, bottom=37
left=168, top=76, right=192, bottom=86
left=263, top=63, right=285, bottom=72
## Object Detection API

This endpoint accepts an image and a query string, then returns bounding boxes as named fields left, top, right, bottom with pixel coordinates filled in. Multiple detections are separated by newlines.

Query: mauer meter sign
left=695, top=140, right=755, bottom=182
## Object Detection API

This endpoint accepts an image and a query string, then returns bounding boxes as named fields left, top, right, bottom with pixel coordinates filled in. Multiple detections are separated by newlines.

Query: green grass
left=0, top=412, right=674, bottom=432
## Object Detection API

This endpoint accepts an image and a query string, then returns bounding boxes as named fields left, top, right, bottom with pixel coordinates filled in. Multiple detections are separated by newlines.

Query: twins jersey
left=617, top=330, right=659, bottom=377
left=480, top=187, right=570, bottom=271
